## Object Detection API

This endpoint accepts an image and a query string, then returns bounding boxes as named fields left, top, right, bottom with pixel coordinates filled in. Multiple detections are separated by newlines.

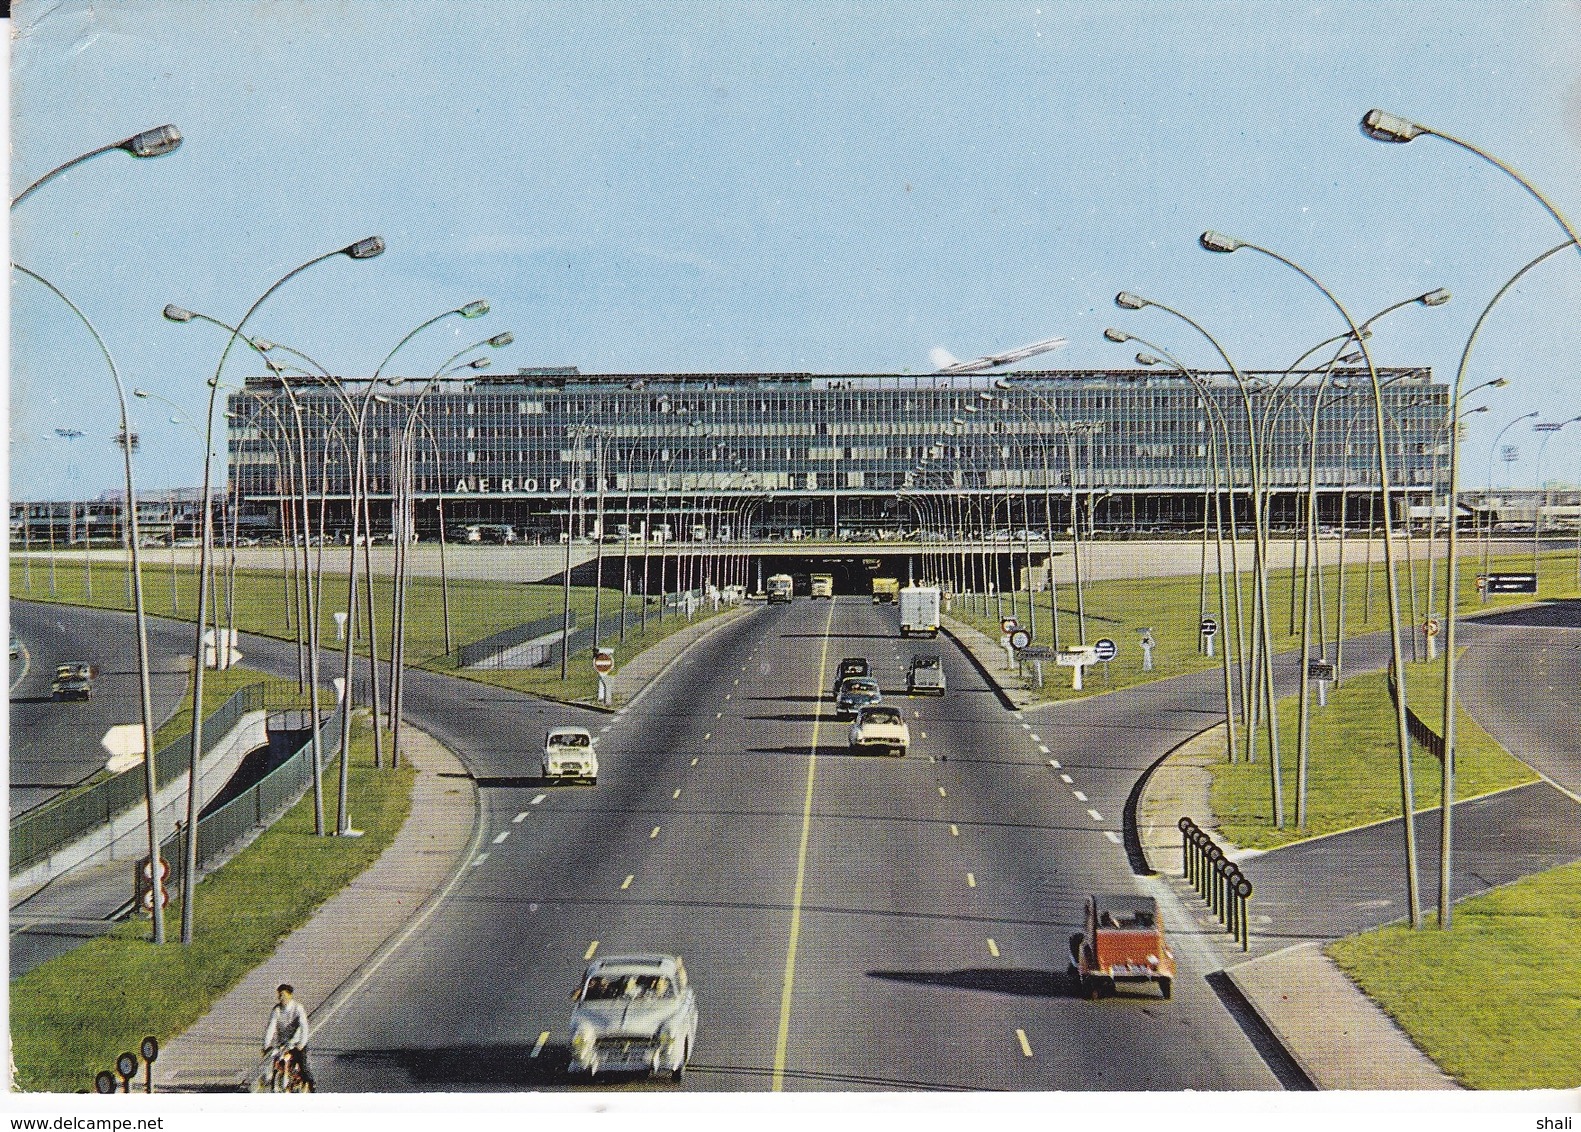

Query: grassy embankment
left=10, top=717, right=412, bottom=1094
left=9, top=558, right=736, bottom=704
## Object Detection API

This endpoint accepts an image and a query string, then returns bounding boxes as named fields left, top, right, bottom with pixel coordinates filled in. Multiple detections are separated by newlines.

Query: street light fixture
left=12, top=264, right=166, bottom=943
left=12, top=125, right=183, bottom=209
left=1198, top=229, right=1424, bottom=926
left=176, top=237, right=385, bottom=943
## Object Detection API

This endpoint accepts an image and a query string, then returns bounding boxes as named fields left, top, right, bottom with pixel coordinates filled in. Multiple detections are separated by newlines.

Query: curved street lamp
left=12, top=264, right=166, bottom=943
left=1197, top=229, right=1424, bottom=927
left=12, top=125, right=182, bottom=209
left=174, top=237, right=384, bottom=941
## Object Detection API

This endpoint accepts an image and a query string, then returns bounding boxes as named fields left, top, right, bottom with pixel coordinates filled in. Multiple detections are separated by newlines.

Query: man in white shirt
left=262, top=983, right=315, bottom=1089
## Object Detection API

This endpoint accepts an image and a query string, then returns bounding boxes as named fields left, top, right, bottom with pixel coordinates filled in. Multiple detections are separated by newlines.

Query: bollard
left=1174, top=815, right=1253, bottom=949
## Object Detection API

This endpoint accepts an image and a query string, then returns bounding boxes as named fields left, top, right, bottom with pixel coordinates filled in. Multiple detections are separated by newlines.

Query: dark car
left=835, top=677, right=882, bottom=718
left=832, top=657, right=870, bottom=696
left=51, top=662, right=95, bottom=702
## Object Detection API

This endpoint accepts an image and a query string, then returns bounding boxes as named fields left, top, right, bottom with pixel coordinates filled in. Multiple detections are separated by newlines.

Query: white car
left=568, top=954, right=698, bottom=1081
left=542, top=726, right=598, bottom=784
left=848, top=703, right=911, bottom=757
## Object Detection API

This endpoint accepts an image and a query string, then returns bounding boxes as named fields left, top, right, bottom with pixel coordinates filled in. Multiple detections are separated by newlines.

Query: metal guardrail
left=12, top=682, right=274, bottom=873
left=189, top=704, right=344, bottom=872
left=1386, top=661, right=1446, bottom=761
left=456, top=613, right=574, bottom=668
left=1178, top=816, right=1253, bottom=951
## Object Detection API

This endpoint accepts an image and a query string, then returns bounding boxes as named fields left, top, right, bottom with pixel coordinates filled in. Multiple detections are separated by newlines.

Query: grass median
left=9, top=716, right=413, bottom=1094
left=1327, top=860, right=1581, bottom=1090
left=947, top=547, right=1579, bottom=704
left=1208, top=654, right=1538, bottom=850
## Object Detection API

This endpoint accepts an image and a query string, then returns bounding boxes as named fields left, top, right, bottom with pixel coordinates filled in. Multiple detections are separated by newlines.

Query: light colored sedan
left=568, top=954, right=697, bottom=1081
left=542, top=726, right=599, bottom=784
left=848, top=703, right=911, bottom=756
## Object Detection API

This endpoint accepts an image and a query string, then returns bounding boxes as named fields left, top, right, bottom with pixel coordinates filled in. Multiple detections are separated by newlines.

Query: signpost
left=1093, top=637, right=1117, bottom=686
left=1056, top=645, right=1098, bottom=690
left=1138, top=627, right=1155, bottom=671
left=102, top=724, right=146, bottom=774
left=1423, top=616, right=1441, bottom=660
left=593, top=648, right=615, bottom=704
left=1486, top=572, right=1538, bottom=594
left=1199, top=616, right=1218, bottom=657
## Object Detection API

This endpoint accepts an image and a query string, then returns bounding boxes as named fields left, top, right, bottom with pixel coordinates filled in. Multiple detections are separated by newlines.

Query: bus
left=767, top=574, right=794, bottom=603
left=810, top=573, right=834, bottom=599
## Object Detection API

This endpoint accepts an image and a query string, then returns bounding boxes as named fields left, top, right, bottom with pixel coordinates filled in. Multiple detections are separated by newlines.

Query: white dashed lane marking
left=512, top=812, right=528, bottom=824
left=492, top=830, right=510, bottom=844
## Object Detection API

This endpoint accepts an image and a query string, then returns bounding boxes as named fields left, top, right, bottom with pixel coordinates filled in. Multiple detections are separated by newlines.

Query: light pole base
left=336, top=828, right=365, bottom=838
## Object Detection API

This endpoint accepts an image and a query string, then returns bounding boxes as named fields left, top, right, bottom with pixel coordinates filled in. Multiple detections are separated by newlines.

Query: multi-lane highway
left=306, top=597, right=1285, bottom=1092
left=9, top=601, right=192, bottom=817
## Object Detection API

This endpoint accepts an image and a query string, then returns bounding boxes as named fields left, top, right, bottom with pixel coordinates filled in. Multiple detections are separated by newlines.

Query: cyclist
left=262, top=983, right=315, bottom=1090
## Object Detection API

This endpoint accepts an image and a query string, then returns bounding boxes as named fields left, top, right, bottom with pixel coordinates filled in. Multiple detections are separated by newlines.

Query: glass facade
left=225, top=367, right=1448, bottom=539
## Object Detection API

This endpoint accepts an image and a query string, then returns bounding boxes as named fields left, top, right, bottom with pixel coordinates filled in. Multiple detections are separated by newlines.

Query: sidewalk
left=153, top=725, right=478, bottom=1092
left=946, top=613, right=1460, bottom=1091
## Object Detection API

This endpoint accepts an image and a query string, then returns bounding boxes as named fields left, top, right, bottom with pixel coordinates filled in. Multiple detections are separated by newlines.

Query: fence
left=1178, top=816, right=1253, bottom=950
left=12, top=682, right=275, bottom=874
left=185, top=703, right=345, bottom=876
left=1386, top=660, right=1446, bottom=761
left=456, top=613, right=574, bottom=668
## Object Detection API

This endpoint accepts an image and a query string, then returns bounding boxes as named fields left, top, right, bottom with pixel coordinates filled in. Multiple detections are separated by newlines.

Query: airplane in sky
left=930, top=336, right=1069, bottom=373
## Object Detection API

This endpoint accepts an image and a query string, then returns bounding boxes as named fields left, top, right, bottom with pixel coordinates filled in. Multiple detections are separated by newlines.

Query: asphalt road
left=301, top=597, right=1284, bottom=1092
left=8, top=600, right=193, bottom=817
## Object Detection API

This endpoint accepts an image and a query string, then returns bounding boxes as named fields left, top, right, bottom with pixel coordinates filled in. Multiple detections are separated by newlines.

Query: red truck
left=1068, top=894, right=1176, bottom=999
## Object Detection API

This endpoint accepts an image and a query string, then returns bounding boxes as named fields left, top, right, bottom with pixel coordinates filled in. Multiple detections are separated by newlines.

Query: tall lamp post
left=12, top=265, right=166, bottom=943
left=171, top=238, right=384, bottom=938
left=1198, top=230, right=1423, bottom=926
left=12, top=124, right=182, bottom=209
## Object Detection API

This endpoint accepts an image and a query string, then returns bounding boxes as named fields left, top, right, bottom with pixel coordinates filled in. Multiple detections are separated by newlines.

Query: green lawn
left=9, top=717, right=413, bottom=1094
left=1327, top=861, right=1581, bottom=1090
left=9, top=558, right=730, bottom=705
left=948, top=547, right=1580, bottom=704
left=1207, top=654, right=1537, bottom=849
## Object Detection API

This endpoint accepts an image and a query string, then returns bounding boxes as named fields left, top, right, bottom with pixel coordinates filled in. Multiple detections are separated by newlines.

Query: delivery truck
left=898, top=585, right=941, bottom=637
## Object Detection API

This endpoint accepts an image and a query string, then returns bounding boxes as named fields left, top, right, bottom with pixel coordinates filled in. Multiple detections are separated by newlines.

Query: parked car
left=1068, top=894, right=1176, bottom=999
left=568, top=954, right=698, bottom=1081
left=906, top=654, right=946, bottom=696
left=542, top=726, right=598, bottom=784
left=51, top=662, right=95, bottom=702
left=835, top=676, right=882, bottom=718
left=848, top=703, right=910, bottom=756
left=832, top=657, right=870, bottom=696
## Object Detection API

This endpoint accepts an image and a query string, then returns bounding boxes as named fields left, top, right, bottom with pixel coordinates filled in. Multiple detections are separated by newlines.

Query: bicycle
left=264, top=1046, right=312, bottom=1093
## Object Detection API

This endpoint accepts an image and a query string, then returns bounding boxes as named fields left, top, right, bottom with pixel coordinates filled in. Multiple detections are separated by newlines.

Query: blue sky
left=9, top=0, right=1581, bottom=498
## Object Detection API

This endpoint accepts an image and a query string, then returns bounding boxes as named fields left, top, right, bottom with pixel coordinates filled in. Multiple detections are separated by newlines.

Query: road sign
left=1000, top=617, right=1020, bottom=634
left=1307, top=660, right=1336, bottom=681
left=1475, top=574, right=1487, bottom=591
left=1199, top=617, right=1218, bottom=636
left=1423, top=618, right=1441, bottom=637
left=1093, top=638, right=1118, bottom=662
left=1009, top=629, right=1031, bottom=650
left=1487, top=572, right=1538, bottom=594
left=1056, top=646, right=1098, bottom=666
left=592, top=649, right=615, bottom=674
left=1018, top=645, right=1058, bottom=659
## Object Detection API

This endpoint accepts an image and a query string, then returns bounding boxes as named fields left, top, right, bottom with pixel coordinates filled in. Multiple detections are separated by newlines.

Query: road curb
left=152, top=724, right=480, bottom=1092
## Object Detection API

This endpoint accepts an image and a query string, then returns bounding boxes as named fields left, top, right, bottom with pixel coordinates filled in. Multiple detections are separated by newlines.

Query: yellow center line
left=621, top=874, right=634, bottom=889
left=650, top=826, right=661, bottom=839
left=938, top=786, right=947, bottom=798
left=691, top=757, right=699, bottom=766
left=949, top=824, right=959, bottom=837
left=584, top=940, right=599, bottom=960
left=531, top=1031, right=550, bottom=1058
left=772, top=597, right=838, bottom=1091
left=1016, top=1028, right=1034, bottom=1057
left=987, top=938, right=1000, bottom=958
left=966, top=872, right=977, bottom=888
left=673, top=788, right=682, bottom=799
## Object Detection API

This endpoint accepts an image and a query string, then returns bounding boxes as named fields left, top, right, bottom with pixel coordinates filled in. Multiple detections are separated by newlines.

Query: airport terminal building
left=224, top=366, right=1450, bottom=542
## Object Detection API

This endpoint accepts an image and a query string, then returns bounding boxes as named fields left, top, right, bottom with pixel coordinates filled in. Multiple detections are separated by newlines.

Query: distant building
left=223, top=367, right=1451, bottom=540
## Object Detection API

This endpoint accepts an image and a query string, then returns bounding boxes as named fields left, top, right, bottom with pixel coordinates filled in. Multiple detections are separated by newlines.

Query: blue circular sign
left=1093, top=637, right=1117, bottom=662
